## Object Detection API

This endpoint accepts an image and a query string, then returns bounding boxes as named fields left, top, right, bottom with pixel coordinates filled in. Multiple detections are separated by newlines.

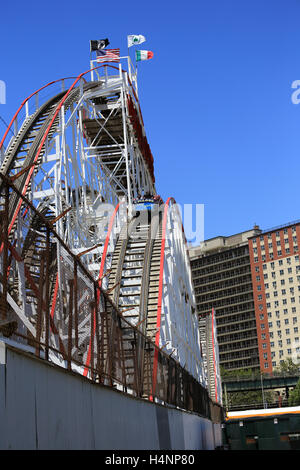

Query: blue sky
left=1, top=0, right=300, bottom=241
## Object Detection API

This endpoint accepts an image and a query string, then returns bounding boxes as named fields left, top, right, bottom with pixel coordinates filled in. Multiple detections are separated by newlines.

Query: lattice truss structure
left=199, top=309, right=222, bottom=404
left=0, top=61, right=207, bottom=389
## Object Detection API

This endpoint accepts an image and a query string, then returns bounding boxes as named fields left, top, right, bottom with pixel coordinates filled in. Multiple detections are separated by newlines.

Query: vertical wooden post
left=0, top=183, right=9, bottom=321
left=45, top=228, right=50, bottom=361
left=35, top=257, right=45, bottom=357
left=67, top=279, right=73, bottom=371
left=74, top=260, right=78, bottom=348
left=94, top=282, right=100, bottom=380
left=90, top=297, right=95, bottom=380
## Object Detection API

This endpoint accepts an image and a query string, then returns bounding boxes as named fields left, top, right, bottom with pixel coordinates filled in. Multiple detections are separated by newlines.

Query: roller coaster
left=0, top=56, right=221, bottom=409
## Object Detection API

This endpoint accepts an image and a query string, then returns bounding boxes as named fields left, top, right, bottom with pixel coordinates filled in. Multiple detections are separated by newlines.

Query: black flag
left=90, top=39, right=110, bottom=52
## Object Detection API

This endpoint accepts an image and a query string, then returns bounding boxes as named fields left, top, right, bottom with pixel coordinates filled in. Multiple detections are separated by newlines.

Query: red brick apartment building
left=248, top=222, right=300, bottom=373
left=189, top=221, right=300, bottom=374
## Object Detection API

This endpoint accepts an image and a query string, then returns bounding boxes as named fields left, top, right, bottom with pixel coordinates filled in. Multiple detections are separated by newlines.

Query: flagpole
left=127, top=44, right=131, bottom=82
left=135, top=53, right=139, bottom=99
left=90, top=49, right=94, bottom=81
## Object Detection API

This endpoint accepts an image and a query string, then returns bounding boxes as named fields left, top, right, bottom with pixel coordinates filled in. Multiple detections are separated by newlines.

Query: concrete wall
left=0, top=341, right=221, bottom=450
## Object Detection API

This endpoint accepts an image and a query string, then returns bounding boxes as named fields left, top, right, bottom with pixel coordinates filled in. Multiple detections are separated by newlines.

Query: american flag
left=96, top=48, right=120, bottom=63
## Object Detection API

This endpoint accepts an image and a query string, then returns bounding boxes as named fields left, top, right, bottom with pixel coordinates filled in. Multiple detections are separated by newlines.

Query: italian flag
left=135, top=50, right=154, bottom=61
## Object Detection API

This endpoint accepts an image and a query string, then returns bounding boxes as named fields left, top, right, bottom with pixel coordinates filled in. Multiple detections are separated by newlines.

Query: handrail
left=0, top=77, right=80, bottom=152
left=98, top=201, right=123, bottom=287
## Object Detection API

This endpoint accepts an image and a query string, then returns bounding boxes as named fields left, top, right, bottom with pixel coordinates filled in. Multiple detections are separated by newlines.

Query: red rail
left=0, top=77, right=78, bottom=152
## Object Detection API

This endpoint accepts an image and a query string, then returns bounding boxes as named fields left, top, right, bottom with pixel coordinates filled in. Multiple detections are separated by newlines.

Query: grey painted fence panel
left=0, top=342, right=221, bottom=450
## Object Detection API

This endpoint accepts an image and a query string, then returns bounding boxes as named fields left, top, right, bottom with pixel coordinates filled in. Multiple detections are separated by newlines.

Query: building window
left=278, top=250, right=282, bottom=256
left=279, top=260, right=283, bottom=266
left=286, top=329, right=290, bottom=335
left=264, top=363, right=269, bottom=369
left=282, top=289, right=286, bottom=295
left=285, top=319, right=289, bottom=325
